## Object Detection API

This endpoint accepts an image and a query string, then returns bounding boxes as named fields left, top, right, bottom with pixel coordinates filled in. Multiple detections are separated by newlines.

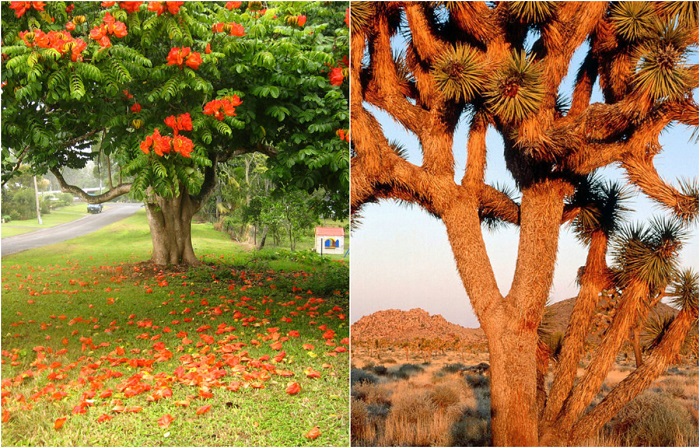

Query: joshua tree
left=350, top=2, right=698, bottom=445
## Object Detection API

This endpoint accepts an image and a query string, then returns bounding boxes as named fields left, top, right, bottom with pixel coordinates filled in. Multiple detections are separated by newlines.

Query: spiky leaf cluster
left=633, top=22, right=694, bottom=101
left=668, top=268, right=699, bottom=314
left=507, top=1, right=558, bottom=24
left=431, top=44, right=485, bottom=103
left=484, top=50, right=544, bottom=123
left=610, top=2, right=657, bottom=42
left=612, top=216, right=687, bottom=290
left=569, top=175, right=631, bottom=244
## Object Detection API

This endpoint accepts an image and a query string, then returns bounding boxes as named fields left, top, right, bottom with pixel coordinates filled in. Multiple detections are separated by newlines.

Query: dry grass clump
left=351, top=360, right=494, bottom=446
left=604, top=390, right=699, bottom=447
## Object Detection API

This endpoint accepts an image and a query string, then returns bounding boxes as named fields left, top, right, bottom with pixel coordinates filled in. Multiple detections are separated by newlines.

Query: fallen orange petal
left=305, top=426, right=321, bottom=440
left=54, top=416, right=67, bottom=430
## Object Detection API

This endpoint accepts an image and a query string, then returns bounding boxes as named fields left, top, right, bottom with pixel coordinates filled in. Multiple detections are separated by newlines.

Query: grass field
left=1, top=210, right=349, bottom=446
left=1, top=203, right=92, bottom=238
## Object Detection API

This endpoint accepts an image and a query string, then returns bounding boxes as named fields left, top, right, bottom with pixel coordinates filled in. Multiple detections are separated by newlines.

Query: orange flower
left=229, top=22, right=245, bottom=36
left=147, top=1, right=164, bottom=15
left=101, top=1, right=116, bottom=7
left=9, top=2, right=45, bottom=18
left=285, top=382, right=301, bottom=395
left=164, top=113, right=192, bottom=133
left=172, top=135, right=194, bottom=158
left=297, top=15, right=307, bottom=27
left=167, top=47, right=201, bottom=70
left=131, top=103, right=142, bottom=113
left=305, top=426, right=321, bottom=440
left=205, top=42, right=212, bottom=54
left=344, top=8, right=349, bottom=27
left=203, top=96, right=241, bottom=121
left=225, top=1, right=241, bottom=9
left=166, top=1, right=183, bottom=14
left=54, top=416, right=67, bottom=430
left=196, top=404, right=212, bottom=415
left=119, top=1, right=142, bottom=13
left=157, top=414, right=175, bottom=428
left=65, top=21, right=75, bottom=31
left=329, top=67, right=343, bottom=86
left=185, top=51, right=202, bottom=70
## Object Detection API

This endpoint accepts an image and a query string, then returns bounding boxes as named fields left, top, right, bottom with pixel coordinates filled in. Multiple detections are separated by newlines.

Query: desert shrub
left=382, top=389, right=437, bottom=446
left=451, top=407, right=491, bottom=447
left=372, top=365, right=388, bottom=376
left=351, top=382, right=391, bottom=406
left=430, top=382, right=462, bottom=408
left=465, top=374, right=490, bottom=389
left=389, top=363, right=424, bottom=380
left=351, top=399, right=377, bottom=445
left=605, top=390, right=698, bottom=447
left=352, top=368, right=379, bottom=386
left=441, top=363, right=467, bottom=374
left=659, top=377, right=686, bottom=399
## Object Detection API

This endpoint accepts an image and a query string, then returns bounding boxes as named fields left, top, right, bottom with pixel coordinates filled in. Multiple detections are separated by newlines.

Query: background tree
left=350, top=2, right=698, bottom=445
left=2, top=0, right=349, bottom=265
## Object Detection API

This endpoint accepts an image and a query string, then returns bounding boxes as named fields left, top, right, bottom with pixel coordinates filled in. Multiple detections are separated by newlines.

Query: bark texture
left=146, top=192, right=199, bottom=266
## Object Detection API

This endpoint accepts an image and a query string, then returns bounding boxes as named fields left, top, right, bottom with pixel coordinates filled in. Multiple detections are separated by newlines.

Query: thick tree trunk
left=488, top=325, right=540, bottom=446
left=145, top=192, right=199, bottom=265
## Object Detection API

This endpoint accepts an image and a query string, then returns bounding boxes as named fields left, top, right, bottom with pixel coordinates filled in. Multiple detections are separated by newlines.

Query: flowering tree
left=2, top=0, right=349, bottom=265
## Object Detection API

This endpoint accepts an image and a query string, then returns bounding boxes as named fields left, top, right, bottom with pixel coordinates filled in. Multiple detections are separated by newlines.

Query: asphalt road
left=1, top=202, right=143, bottom=257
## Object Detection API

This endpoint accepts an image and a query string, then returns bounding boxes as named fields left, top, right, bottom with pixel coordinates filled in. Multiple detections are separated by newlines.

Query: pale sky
left=350, top=38, right=699, bottom=329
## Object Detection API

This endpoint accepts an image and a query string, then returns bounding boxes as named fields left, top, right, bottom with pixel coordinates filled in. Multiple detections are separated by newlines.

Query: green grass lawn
left=1, top=210, right=349, bottom=446
left=1, top=203, right=91, bottom=238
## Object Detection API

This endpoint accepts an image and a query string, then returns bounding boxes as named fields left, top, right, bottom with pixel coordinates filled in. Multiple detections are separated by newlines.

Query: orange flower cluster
left=147, top=1, right=183, bottom=16
left=166, top=47, right=202, bottom=70
left=164, top=113, right=192, bottom=135
left=119, top=1, right=142, bottom=13
left=328, top=67, right=343, bottom=86
left=336, top=129, right=350, bottom=142
left=9, top=1, right=45, bottom=18
left=212, top=22, right=245, bottom=37
left=203, top=95, right=242, bottom=121
left=225, top=1, right=241, bottom=10
left=19, top=30, right=87, bottom=62
left=140, top=113, right=194, bottom=158
left=90, top=12, right=127, bottom=48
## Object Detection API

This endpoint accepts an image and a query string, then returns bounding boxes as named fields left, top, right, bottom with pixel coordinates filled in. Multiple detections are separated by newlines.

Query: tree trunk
left=257, top=226, right=268, bottom=250
left=488, top=323, right=540, bottom=446
left=145, top=192, right=199, bottom=265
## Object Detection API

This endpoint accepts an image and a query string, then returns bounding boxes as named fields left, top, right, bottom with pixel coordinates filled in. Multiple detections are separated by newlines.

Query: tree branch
left=568, top=307, right=697, bottom=444
left=51, top=167, right=131, bottom=203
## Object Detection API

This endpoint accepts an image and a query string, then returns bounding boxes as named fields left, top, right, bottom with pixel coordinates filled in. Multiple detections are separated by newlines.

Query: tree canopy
left=2, top=1, right=349, bottom=264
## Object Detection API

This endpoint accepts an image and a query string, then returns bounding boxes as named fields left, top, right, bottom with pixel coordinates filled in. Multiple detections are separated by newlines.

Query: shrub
left=441, top=363, right=467, bottom=374
left=465, top=374, right=490, bottom=389
left=388, top=363, right=425, bottom=380
left=352, top=368, right=379, bottom=386
left=58, top=193, right=75, bottom=206
left=451, top=407, right=491, bottom=447
left=372, top=365, right=388, bottom=376
left=351, top=399, right=377, bottom=445
left=2, top=215, right=11, bottom=223
left=430, top=383, right=462, bottom=408
left=605, top=390, right=699, bottom=447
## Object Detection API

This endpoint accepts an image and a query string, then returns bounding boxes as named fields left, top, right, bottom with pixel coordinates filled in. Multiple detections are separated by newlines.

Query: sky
left=350, top=34, right=699, bottom=329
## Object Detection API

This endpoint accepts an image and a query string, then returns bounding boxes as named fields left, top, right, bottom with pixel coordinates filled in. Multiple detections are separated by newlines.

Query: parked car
left=87, top=203, right=103, bottom=214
